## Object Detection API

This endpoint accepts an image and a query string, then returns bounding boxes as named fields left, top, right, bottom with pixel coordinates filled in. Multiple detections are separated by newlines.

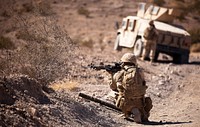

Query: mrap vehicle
left=114, top=3, right=191, bottom=64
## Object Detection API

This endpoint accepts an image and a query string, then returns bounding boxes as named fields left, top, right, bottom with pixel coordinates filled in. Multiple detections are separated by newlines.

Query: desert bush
left=14, top=1, right=54, bottom=16
left=189, top=28, right=200, bottom=44
left=1, top=14, right=78, bottom=85
left=0, top=36, right=15, bottom=50
left=73, top=37, right=93, bottom=48
left=152, top=0, right=165, bottom=6
left=35, top=1, right=54, bottom=16
left=1, top=10, right=11, bottom=18
left=176, top=12, right=186, bottom=21
left=21, top=2, right=35, bottom=13
left=190, top=43, right=200, bottom=52
left=77, top=7, right=90, bottom=17
left=175, top=0, right=184, bottom=2
left=16, top=30, right=48, bottom=42
left=168, top=0, right=200, bottom=20
left=50, top=80, right=80, bottom=92
left=189, top=28, right=200, bottom=52
left=188, top=0, right=200, bottom=14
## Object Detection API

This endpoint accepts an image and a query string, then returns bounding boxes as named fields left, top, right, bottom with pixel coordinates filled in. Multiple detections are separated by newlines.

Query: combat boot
left=143, top=57, right=150, bottom=61
left=131, top=108, right=141, bottom=123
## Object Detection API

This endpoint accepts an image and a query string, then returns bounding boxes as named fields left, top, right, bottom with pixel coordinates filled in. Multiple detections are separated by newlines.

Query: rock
left=28, top=107, right=37, bottom=116
left=156, top=93, right=161, bottom=97
left=158, top=80, right=165, bottom=85
left=42, top=105, right=50, bottom=112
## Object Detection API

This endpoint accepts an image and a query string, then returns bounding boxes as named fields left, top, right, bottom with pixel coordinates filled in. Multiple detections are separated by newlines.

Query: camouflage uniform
left=109, top=53, right=153, bottom=123
left=143, top=20, right=158, bottom=62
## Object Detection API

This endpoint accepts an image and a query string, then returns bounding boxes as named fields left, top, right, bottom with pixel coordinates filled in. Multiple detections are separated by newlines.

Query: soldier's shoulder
left=124, top=66, right=137, bottom=74
left=135, top=66, right=144, bottom=73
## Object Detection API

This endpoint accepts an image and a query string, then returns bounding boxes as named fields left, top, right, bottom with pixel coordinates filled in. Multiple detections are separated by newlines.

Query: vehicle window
left=122, top=21, right=126, bottom=27
left=138, top=3, right=145, bottom=10
left=152, top=6, right=159, bottom=15
left=129, top=22, right=133, bottom=27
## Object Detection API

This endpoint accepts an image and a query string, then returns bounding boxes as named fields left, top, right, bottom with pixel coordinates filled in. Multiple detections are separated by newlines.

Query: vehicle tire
left=133, top=38, right=143, bottom=57
left=181, top=53, right=189, bottom=64
left=114, top=35, right=122, bottom=51
left=173, top=52, right=189, bottom=64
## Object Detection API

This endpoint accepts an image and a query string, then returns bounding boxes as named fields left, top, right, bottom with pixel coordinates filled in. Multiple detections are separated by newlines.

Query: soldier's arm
left=109, top=74, right=118, bottom=91
left=109, top=70, right=124, bottom=91
left=115, top=71, right=125, bottom=91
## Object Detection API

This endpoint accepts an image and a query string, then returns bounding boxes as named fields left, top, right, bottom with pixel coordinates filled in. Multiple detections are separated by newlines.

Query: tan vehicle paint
left=114, top=3, right=191, bottom=64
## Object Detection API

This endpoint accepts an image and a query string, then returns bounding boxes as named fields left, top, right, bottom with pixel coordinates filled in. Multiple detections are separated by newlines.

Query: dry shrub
left=11, top=0, right=54, bottom=16
left=189, top=28, right=200, bottom=52
left=175, top=0, right=184, bottom=2
left=188, top=0, right=200, bottom=15
left=77, top=7, right=90, bottom=17
left=152, top=0, right=165, bottom=6
left=73, top=37, right=93, bottom=48
left=80, top=39, right=93, bottom=48
left=21, top=2, right=35, bottom=13
left=1, top=13, right=78, bottom=85
left=0, top=36, right=15, bottom=50
left=1, top=10, right=11, bottom=18
left=190, top=43, right=200, bottom=52
left=50, top=80, right=79, bottom=92
left=16, top=30, right=48, bottom=42
left=167, top=0, right=200, bottom=20
left=34, top=1, right=54, bottom=16
left=189, top=28, right=200, bottom=44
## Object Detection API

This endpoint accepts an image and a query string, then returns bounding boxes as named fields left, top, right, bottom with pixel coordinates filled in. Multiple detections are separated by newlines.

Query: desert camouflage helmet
left=120, top=53, right=137, bottom=64
left=149, top=20, right=154, bottom=26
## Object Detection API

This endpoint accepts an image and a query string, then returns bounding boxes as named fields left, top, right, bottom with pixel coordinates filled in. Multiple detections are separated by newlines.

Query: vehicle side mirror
left=114, top=21, right=119, bottom=30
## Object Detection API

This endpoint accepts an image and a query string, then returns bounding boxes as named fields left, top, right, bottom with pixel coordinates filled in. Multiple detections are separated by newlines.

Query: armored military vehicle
left=114, top=3, right=191, bottom=64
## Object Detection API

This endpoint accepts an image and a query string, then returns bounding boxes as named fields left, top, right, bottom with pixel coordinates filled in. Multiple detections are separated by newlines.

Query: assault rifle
left=88, top=62, right=122, bottom=73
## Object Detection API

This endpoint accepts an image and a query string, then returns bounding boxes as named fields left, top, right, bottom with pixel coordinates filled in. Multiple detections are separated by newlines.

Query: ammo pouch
left=116, top=96, right=125, bottom=109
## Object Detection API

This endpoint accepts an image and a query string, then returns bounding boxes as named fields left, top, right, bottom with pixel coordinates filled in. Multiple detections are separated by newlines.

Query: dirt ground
left=1, top=0, right=200, bottom=127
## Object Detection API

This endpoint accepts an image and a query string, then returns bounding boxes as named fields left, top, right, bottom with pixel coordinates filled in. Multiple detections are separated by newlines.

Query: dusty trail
left=76, top=49, right=200, bottom=127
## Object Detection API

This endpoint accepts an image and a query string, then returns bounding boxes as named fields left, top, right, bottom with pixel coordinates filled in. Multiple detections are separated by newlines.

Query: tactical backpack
left=122, top=66, right=146, bottom=98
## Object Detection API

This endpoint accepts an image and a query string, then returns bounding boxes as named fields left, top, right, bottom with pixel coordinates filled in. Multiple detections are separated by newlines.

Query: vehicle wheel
left=173, top=52, right=189, bottom=64
left=133, top=38, right=143, bottom=57
left=114, top=35, right=122, bottom=51
left=181, top=53, right=189, bottom=64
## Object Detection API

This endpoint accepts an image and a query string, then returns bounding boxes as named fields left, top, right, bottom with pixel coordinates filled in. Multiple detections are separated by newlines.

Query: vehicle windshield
left=122, top=21, right=126, bottom=27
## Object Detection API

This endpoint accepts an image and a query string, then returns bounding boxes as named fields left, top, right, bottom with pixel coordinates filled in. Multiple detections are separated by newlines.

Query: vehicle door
left=119, top=19, right=129, bottom=46
left=127, top=19, right=138, bottom=47
left=120, top=19, right=138, bottom=47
